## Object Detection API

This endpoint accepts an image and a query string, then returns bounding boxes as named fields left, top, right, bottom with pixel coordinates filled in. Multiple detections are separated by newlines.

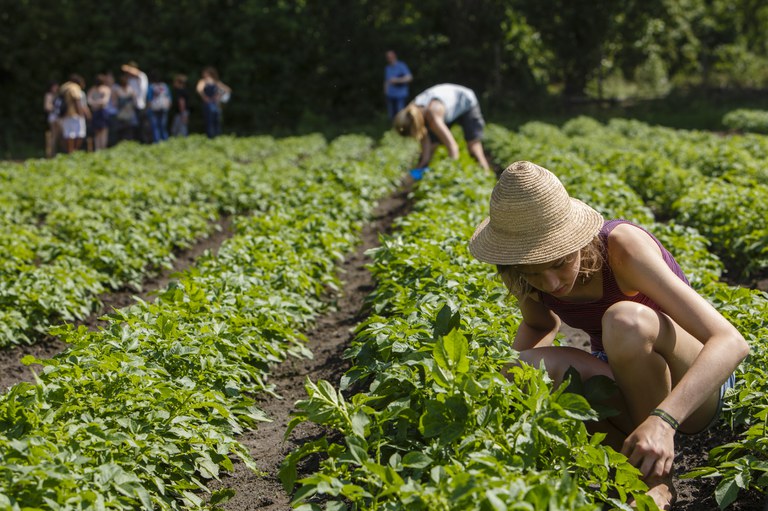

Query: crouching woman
left=468, top=161, right=749, bottom=509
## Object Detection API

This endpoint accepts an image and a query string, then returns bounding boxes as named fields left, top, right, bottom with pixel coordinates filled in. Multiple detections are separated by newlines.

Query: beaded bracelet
left=650, top=408, right=680, bottom=430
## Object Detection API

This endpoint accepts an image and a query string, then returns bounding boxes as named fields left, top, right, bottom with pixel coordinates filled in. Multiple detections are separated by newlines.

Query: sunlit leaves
left=0, top=132, right=413, bottom=509
left=287, top=150, right=649, bottom=509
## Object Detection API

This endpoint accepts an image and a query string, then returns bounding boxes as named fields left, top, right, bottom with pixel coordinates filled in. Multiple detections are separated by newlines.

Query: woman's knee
left=602, top=302, right=659, bottom=358
left=517, top=347, right=610, bottom=387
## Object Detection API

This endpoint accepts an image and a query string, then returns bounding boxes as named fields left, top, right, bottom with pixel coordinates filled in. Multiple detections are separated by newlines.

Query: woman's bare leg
left=601, top=301, right=722, bottom=509
left=466, top=139, right=490, bottom=171
left=602, top=302, right=720, bottom=434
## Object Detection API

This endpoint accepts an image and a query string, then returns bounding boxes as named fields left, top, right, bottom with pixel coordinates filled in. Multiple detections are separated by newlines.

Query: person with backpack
left=147, top=71, right=172, bottom=143
left=196, top=66, right=231, bottom=138
left=112, top=72, right=138, bottom=144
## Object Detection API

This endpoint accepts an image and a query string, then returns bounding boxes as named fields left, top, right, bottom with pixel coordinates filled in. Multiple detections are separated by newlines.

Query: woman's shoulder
left=606, top=222, right=655, bottom=244
left=605, top=222, right=663, bottom=265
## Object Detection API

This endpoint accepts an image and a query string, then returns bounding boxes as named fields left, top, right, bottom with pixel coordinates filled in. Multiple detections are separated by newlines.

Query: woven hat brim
left=469, top=198, right=604, bottom=265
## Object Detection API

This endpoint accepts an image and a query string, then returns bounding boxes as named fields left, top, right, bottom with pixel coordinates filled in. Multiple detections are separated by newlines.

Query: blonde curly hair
left=393, top=103, right=427, bottom=140
left=496, top=235, right=604, bottom=298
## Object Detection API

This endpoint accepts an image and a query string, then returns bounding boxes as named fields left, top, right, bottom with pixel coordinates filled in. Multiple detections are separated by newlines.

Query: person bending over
left=468, top=160, right=748, bottom=509
left=393, top=83, right=490, bottom=172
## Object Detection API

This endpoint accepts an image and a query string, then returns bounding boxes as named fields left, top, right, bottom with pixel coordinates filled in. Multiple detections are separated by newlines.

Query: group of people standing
left=44, top=63, right=232, bottom=157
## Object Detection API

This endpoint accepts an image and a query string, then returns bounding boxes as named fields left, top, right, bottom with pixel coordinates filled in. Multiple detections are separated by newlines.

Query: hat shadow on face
left=468, top=161, right=604, bottom=266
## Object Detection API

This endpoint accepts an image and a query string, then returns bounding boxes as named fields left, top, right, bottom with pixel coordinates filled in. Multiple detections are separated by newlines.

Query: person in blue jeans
left=383, top=50, right=412, bottom=120
left=147, top=72, right=172, bottom=143
left=196, top=66, right=231, bottom=139
left=170, top=74, right=190, bottom=137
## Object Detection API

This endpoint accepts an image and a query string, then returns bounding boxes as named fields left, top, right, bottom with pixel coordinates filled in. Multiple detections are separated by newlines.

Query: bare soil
left=0, top=180, right=764, bottom=510
left=0, top=216, right=233, bottom=392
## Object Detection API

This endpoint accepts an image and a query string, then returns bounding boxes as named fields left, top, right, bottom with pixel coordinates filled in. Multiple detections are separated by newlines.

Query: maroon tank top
left=540, top=220, right=689, bottom=353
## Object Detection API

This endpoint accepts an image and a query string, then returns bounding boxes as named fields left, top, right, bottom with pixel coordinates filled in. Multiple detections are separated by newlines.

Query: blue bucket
left=409, top=167, right=428, bottom=180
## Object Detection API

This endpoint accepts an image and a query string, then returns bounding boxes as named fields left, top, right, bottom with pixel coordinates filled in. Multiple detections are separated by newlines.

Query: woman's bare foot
left=629, top=473, right=676, bottom=509
left=645, top=473, right=676, bottom=510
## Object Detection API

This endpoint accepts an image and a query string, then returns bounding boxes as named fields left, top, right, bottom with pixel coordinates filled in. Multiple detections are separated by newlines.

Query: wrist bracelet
left=650, top=408, right=680, bottom=430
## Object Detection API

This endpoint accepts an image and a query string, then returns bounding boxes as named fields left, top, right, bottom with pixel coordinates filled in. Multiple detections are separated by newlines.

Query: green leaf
left=419, top=395, right=468, bottom=443
left=715, top=478, right=739, bottom=509
left=630, top=493, right=657, bottom=511
left=209, top=487, right=236, bottom=506
left=350, top=410, right=369, bottom=437
left=434, top=304, right=460, bottom=337
left=344, top=436, right=370, bottom=465
left=402, top=451, right=433, bottom=469
left=20, top=354, right=41, bottom=366
left=557, top=392, right=597, bottom=421
left=433, top=329, right=469, bottom=374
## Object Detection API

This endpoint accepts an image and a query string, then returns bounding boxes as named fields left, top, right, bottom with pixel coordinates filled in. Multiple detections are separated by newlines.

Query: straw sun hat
left=469, top=161, right=604, bottom=266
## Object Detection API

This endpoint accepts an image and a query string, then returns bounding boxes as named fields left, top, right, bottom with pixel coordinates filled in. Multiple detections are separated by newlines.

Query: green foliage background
left=2, top=0, right=768, bottom=154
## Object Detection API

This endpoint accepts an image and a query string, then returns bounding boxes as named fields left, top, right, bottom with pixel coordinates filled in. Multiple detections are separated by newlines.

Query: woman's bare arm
left=610, top=224, right=748, bottom=424
left=513, top=295, right=561, bottom=351
left=423, top=100, right=459, bottom=159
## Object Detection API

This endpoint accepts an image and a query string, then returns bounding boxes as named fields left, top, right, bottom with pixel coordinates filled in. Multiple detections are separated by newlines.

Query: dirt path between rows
left=0, top=217, right=233, bottom=392
left=0, top=175, right=764, bottom=510
left=210, top=181, right=414, bottom=510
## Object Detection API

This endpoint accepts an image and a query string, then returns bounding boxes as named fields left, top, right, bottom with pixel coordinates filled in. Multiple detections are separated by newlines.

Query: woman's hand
left=622, top=415, right=675, bottom=478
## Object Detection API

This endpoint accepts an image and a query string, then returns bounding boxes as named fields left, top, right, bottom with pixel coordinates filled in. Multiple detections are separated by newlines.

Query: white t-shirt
left=128, top=71, right=149, bottom=110
left=413, top=84, right=478, bottom=124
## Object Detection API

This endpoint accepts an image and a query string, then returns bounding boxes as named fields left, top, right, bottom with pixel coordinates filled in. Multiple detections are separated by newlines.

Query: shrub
left=722, top=109, right=768, bottom=134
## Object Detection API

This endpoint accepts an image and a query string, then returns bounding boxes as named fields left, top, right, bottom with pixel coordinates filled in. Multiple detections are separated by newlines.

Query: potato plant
left=485, top=120, right=768, bottom=279
left=288, top=122, right=768, bottom=510
left=722, top=109, right=768, bottom=135
left=0, top=135, right=330, bottom=347
left=0, top=133, right=414, bottom=510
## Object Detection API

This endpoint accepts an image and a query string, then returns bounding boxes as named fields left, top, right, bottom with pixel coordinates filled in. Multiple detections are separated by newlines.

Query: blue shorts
left=686, top=371, right=736, bottom=435
left=591, top=350, right=736, bottom=433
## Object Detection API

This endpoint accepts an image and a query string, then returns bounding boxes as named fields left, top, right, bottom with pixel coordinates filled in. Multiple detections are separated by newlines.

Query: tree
left=512, top=0, right=627, bottom=96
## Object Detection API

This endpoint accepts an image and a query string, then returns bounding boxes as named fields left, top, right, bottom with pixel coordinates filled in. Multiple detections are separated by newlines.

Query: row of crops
left=0, top=135, right=332, bottom=347
left=0, top=133, right=415, bottom=509
left=486, top=117, right=768, bottom=279
left=283, top=121, right=768, bottom=509
left=1, top=118, right=766, bottom=510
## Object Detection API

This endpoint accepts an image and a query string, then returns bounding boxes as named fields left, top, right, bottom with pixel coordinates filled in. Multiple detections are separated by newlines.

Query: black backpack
left=53, top=93, right=67, bottom=118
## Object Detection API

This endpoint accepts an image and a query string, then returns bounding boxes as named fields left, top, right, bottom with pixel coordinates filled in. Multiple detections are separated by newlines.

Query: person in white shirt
left=121, top=61, right=149, bottom=142
left=393, top=83, right=490, bottom=172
